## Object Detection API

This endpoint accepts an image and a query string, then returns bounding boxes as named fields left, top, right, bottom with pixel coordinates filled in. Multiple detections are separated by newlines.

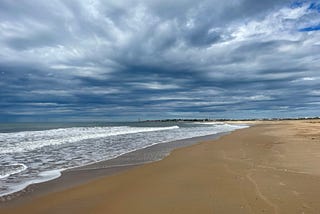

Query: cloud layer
left=0, top=0, right=320, bottom=121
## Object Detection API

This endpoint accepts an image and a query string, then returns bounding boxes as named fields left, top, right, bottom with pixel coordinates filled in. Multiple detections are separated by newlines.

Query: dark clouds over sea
left=0, top=0, right=319, bottom=121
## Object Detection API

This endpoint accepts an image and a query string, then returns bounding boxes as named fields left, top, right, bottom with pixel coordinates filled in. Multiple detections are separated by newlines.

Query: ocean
left=0, top=121, right=248, bottom=196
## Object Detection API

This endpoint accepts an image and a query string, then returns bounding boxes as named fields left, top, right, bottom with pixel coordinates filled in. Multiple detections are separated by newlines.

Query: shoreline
left=0, top=131, right=231, bottom=206
left=3, top=119, right=320, bottom=213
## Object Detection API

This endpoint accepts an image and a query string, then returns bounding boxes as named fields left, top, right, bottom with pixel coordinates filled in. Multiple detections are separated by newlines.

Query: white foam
left=0, top=126, right=179, bottom=154
left=0, top=169, right=61, bottom=197
left=38, top=169, right=62, bottom=180
left=0, top=123, right=249, bottom=197
left=194, top=122, right=249, bottom=130
left=191, top=122, right=225, bottom=125
left=0, top=163, right=28, bottom=179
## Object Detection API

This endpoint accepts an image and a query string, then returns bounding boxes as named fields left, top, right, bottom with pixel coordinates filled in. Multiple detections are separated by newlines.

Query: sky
left=0, top=0, right=320, bottom=122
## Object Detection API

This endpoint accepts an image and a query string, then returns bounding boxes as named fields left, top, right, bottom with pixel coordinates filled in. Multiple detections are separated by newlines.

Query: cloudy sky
left=0, top=0, right=320, bottom=121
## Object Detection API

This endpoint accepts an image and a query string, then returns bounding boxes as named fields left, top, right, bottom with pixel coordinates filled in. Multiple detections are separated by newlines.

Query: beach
left=1, top=120, right=320, bottom=213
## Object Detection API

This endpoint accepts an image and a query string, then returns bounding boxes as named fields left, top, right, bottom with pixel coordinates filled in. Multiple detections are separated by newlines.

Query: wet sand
left=0, top=133, right=227, bottom=205
left=2, top=120, right=320, bottom=213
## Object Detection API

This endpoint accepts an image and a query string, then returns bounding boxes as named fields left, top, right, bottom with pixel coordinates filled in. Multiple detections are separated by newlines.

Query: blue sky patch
left=299, top=24, right=320, bottom=31
left=308, top=2, right=320, bottom=12
left=291, top=0, right=308, bottom=8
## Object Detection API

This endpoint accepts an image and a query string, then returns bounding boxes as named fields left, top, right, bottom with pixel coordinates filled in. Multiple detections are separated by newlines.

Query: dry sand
left=2, top=120, right=320, bottom=213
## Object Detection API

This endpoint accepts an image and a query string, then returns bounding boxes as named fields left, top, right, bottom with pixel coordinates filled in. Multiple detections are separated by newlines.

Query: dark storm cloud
left=0, top=0, right=320, bottom=121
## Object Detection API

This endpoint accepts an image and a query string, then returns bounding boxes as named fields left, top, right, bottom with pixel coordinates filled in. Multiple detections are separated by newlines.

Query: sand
left=2, top=120, right=320, bottom=213
left=0, top=133, right=225, bottom=203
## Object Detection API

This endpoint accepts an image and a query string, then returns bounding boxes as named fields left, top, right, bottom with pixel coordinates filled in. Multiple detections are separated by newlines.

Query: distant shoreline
left=142, top=117, right=320, bottom=122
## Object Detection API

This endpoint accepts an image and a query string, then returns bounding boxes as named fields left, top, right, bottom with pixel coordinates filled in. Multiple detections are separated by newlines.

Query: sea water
left=0, top=122, right=248, bottom=196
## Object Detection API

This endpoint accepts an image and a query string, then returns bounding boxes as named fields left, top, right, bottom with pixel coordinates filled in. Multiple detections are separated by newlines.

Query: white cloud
left=132, top=82, right=180, bottom=90
left=310, top=90, right=320, bottom=96
left=247, top=95, right=273, bottom=101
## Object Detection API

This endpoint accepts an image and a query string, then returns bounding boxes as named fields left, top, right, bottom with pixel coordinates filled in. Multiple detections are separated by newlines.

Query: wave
left=0, top=123, right=250, bottom=197
left=192, top=122, right=249, bottom=129
left=0, top=163, right=28, bottom=179
left=0, top=169, right=61, bottom=197
left=191, top=122, right=225, bottom=125
left=0, top=126, right=179, bottom=154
